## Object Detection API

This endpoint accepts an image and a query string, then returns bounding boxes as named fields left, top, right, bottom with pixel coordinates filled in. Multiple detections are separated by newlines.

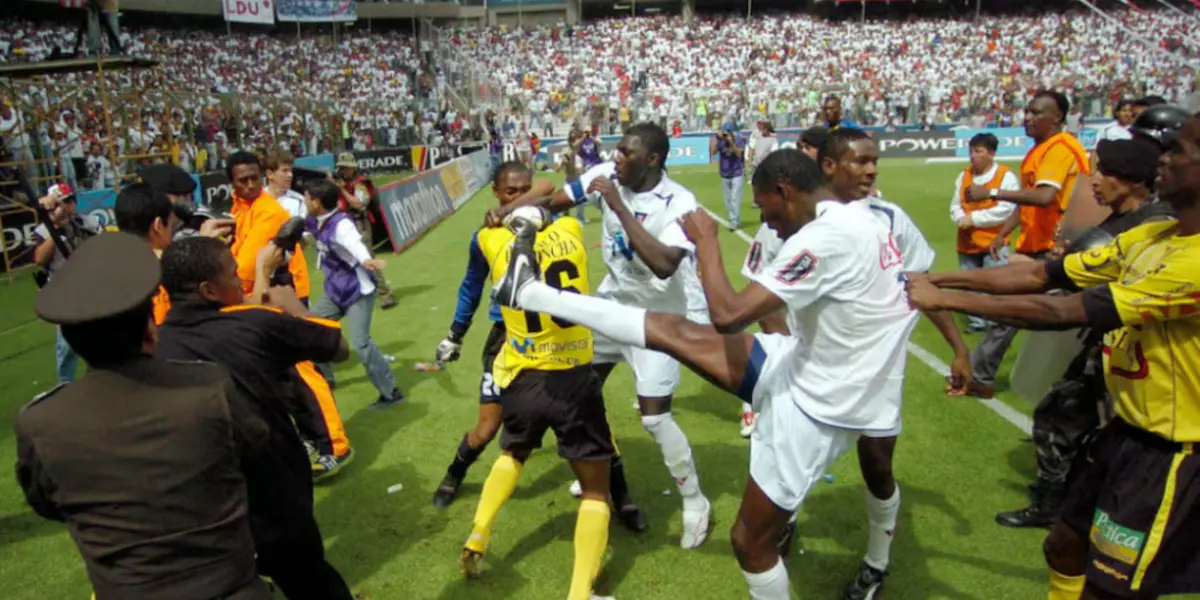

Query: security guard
left=15, top=232, right=272, bottom=600
left=157, top=236, right=355, bottom=600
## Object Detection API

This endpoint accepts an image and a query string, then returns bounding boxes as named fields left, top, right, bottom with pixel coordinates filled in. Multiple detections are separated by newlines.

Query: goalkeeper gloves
left=435, top=329, right=464, bottom=363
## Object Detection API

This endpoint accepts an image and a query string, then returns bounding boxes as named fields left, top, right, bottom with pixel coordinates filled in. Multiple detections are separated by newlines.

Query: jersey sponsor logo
left=1089, top=509, right=1145, bottom=566
left=776, top=250, right=817, bottom=285
left=1091, top=559, right=1131, bottom=583
left=746, top=241, right=763, bottom=272
left=880, top=234, right=904, bottom=270
left=510, top=336, right=590, bottom=355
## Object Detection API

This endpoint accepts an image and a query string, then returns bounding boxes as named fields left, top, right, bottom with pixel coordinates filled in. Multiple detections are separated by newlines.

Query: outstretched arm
left=922, top=259, right=1053, bottom=295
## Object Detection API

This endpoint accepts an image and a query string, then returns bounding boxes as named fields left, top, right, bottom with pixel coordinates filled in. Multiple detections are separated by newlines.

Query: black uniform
left=16, top=233, right=272, bottom=600
left=157, top=301, right=354, bottom=600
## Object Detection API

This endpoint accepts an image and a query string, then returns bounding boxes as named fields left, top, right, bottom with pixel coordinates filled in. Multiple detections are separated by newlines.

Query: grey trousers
left=969, top=251, right=1048, bottom=387
left=312, top=292, right=396, bottom=398
left=721, top=175, right=744, bottom=228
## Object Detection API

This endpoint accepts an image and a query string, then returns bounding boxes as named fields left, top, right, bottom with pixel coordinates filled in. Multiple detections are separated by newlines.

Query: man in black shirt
left=156, top=236, right=354, bottom=600
left=16, top=232, right=272, bottom=600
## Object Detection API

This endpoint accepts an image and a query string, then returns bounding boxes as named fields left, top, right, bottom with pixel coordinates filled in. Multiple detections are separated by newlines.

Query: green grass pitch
left=0, top=159, right=1053, bottom=599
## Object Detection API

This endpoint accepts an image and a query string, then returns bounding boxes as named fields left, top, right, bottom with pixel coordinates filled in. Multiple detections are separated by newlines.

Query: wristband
left=446, top=326, right=466, bottom=343
left=989, top=188, right=999, bottom=198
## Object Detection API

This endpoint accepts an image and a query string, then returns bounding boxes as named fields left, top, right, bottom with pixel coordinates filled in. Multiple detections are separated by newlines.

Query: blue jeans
left=56, top=326, right=78, bottom=383
left=721, top=175, right=744, bottom=228
left=957, top=251, right=1008, bottom=330
left=312, top=291, right=397, bottom=398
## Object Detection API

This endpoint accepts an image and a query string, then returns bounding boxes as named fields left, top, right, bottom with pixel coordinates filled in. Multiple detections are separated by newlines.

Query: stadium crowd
left=1, top=7, right=1197, bottom=188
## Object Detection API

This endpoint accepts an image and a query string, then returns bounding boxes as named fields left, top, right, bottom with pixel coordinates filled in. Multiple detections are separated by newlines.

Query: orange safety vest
left=1017, top=132, right=1091, bottom=254
left=957, top=164, right=1014, bottom=255
left=152, top=285, right=171, bottom=325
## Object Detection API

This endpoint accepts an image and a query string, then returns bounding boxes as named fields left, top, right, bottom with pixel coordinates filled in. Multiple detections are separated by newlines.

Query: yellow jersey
left=476, top=217, right=593, bottom=389
left=1063, top=220, right=1200, bottom=442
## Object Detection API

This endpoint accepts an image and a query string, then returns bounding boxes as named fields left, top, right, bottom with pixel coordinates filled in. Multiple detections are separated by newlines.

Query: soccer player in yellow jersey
left=458, top=172, right=618, bottom=600
left=905, top=115, right=1200, bottom=600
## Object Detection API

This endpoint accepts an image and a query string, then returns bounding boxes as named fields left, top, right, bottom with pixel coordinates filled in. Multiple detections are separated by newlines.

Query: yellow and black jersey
left=476, top=217, right=593, bottom=389
left=1054, top=220, right=1200, bottom=442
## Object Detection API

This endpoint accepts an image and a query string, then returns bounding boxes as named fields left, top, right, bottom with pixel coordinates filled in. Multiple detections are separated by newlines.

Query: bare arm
left=995, top=185, right=1057, bottom=208
left=920, top=288, right=1088, bottom=331
left=695, top=236, right=786, bottom=333
left=924, top=259, right=1051, bottom=294
left=757, top=310, right=790, bottom=335
left=609, top=200, right=686, bottom=280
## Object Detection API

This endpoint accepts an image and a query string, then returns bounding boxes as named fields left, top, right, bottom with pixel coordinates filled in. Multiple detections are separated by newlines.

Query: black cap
left=139, top=163, right=197, bottom=196
left=1130, top=105, right=1190, bottom=149
left=36, top=233, right=161, bottom=325
left=801, top=126, right=830, bottom=150
left=1096, top=139, right=1161, bottom=186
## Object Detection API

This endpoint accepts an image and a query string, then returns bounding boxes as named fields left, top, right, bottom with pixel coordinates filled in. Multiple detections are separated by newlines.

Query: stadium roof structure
left=0, top=56, right=158, bottom=79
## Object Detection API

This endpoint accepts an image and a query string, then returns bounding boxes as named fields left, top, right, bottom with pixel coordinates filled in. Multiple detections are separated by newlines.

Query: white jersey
left=752, top=200, right=920, bottom=430
left=566, top=162, right=707, bottom=314
left=276, top=189, right=307, bottom=220
left=743, top=196, right=935, bottom=279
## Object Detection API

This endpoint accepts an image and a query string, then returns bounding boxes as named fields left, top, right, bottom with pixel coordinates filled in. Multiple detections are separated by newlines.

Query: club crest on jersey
left=746, top=241, right=763, bottom=272
left=879, top=234, right=903, bottom=270
left=776, top=250, right=817, bottom=285
left=634, top=212, right=648, bottom=223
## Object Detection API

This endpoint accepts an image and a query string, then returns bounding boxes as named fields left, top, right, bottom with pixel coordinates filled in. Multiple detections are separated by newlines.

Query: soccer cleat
left=493, top=217, right=541, bottom=308
left=618, top=505, right=649, bottom=534
left=680, top=496, right=713, bottom=549
left=460, top=533, right=488, bottom=578
left=432, top=474, right=462, bottom=509
left=843, top=562, right=887, bottom=600
left=312, top=448, right=354, bottom=483
left=302, top=439, right=318, bottom=462
left=459, top=546, right=485, bottom=579
left=631, top=398, right=640, bottom=410
left=739, top=411, right=757, bottom=438
left=369, top=388, right=406, bottom=411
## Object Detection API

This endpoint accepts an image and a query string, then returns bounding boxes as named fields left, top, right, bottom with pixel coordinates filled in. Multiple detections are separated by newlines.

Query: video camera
left=269, top=217, right=307, bottom=288
left=173, top=202, right=235, bottom=240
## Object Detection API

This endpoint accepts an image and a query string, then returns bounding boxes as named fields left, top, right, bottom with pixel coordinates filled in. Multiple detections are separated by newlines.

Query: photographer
left=332, top=153, right=395, bottom=309
left=711, top=123, right=745, bottom=230
left=31, top=184, right=102, bottom=383
left=139, top=163, right=234, bottom=242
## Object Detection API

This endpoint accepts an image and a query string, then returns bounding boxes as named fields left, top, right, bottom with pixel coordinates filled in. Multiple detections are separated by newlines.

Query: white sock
left=864, top=485, right=900, bottom=572
left=743, top=558, right=790, bottom=600
left=642, top=413, right=704, bottom=510
left=518, top=282, right=647, bottom=348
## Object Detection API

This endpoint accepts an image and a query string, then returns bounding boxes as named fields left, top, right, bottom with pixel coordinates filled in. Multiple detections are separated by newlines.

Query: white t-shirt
left=743, top=196, right=936, bottom=278
left=565, top=162, right=706, bottom=314
left=948, top=164, right=1021, bottom=229
left=313, top=211, right=375, bottom=296
left=276, top=189, right=307, bottom=220
left=1099, top=122, right=1132, bottom=142
left=752, top=200, right=919, bottom=430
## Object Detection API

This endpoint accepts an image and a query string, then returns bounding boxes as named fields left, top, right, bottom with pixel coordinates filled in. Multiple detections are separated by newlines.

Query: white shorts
left=593, top=333, right=681, bottom=398
left=591, top=302, right=709, bottom=398
left=741, top=332, right=860, bottom=511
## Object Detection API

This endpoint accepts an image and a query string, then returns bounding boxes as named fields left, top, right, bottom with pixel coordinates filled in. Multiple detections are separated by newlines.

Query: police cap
left=139, top=163, right=197, bottom=196
left=1095, top=139, right=1161, bottom=187
left=36, top=232, right=161, bottom=325
left=1130, top=105, right=1190, bottom=149
left=800, top=126, right=830, bottom=150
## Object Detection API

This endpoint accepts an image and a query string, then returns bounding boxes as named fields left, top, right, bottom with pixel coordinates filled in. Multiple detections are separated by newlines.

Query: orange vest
left=957, top=164, right=1013, bottom=255
left=152, top=286, right=171, bottom=325
left=1017, top=132, right=1091, bottom=254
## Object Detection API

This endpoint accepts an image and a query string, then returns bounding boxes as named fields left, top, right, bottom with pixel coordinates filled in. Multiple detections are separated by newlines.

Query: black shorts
left=498, top=365, right=615, bottom=462
left=1060, top=418, right=1200, bottom=597
left=479, top=322, right=506, bottom=405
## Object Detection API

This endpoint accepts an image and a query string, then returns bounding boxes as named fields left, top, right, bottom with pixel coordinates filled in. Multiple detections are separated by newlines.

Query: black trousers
left=256, top=516, right=352, bottom=600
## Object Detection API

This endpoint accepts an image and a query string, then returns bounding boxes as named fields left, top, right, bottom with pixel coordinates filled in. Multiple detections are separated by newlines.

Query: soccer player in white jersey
left=492, top=148, right=918, bottom=599
left=493, top=122, right=714, bottom=549
left=265, top=151, right=308, bottom=220
left=742, top=129, right=971, bottom=599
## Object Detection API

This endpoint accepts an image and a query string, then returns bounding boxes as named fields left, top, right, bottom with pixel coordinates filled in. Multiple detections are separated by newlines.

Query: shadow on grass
left=314, top=399, right=437, bottom=592
left=790, top=481, right=1042, bottom=599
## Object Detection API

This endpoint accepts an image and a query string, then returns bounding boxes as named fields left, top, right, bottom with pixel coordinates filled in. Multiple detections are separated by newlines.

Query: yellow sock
left=1048, top=569, right=1085, bottom=600
left=466, top=455, right=523, bottom=553
left=567, top=499, right=611, bottom=600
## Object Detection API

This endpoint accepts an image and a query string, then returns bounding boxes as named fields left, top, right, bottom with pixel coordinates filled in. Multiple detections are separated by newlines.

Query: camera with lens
left=172, top=203, right=235, bottom=240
